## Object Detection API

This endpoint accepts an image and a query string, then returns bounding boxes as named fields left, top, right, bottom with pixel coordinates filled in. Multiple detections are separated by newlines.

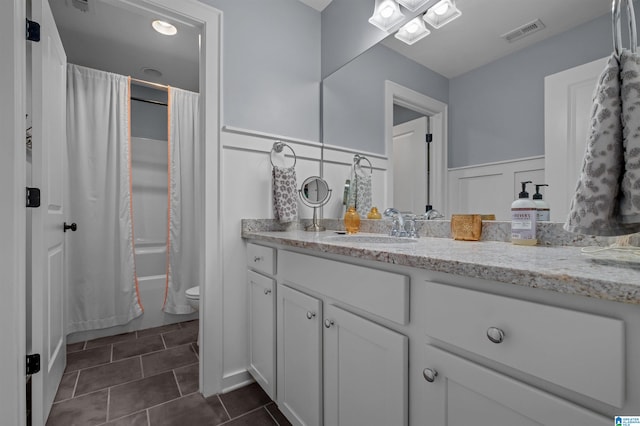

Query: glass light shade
left=368, top=0, right=405, bottom=32
left=423, top=0, right=461, bottom=29
left=395, top=0, right=430, bottom=12
left=152, top=20, right=177, bottom=36
left=395, top=17, right=430, bottom=45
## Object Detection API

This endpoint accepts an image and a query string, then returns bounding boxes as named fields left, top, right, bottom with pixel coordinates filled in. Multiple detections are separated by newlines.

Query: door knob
left=64, top=222, right=77, bottom=232
left=264, top=289, right=272, bottom=295
left=486, top=327, right=505, bottom=344
left=306, top=311, right=316, bottom=320
left=324, top=319, right=335, bottom=328
left=423, top=368, right=438, bottom=382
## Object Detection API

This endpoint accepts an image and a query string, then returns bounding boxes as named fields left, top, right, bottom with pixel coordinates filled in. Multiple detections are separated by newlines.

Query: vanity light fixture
left=369, top=0, right=405, bottom=32
left=423, top=0, right=461, bottom=29
left=395, top=17, right=430, bottom=45
left=152, top=20, right=177, bottom=36
left=395, top=0, right=431, bottom=12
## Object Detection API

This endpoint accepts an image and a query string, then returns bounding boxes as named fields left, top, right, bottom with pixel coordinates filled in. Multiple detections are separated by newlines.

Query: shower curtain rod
left=131, top=96, right=168, bottom=107
left=130, top=77, right=169, bottom=91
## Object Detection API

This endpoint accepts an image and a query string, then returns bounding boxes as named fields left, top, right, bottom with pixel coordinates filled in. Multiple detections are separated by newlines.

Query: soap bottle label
left=536, top=209, right=550, bottom=221
left=511, top=209, right=537, bottom=240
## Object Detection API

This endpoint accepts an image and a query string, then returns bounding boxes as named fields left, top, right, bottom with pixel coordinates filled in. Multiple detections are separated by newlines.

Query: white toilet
left=185, top=286, right=200, bottom=311
left=185, top=286, right=200, bottom=346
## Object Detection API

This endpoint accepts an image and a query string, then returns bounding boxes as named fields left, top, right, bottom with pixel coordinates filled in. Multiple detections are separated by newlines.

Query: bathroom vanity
left=242, top=224, right=640, bottom=426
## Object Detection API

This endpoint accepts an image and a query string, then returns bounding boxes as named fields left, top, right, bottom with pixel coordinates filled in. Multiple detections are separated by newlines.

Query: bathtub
left=134, top=238, right=166, bottom=278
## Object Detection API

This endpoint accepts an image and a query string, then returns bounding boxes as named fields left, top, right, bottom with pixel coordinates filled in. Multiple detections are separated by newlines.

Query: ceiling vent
left=501, top=19, right=545, bottom=43
left=68, top=0, right=90, bottom=13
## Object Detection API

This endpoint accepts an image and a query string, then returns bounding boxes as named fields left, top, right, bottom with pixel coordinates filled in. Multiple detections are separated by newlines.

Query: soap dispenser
left=344, top=206, right=361, bottom=234
left=533, top=184, right=550, bottom=221
left=511, top=181, right=537, bottom=245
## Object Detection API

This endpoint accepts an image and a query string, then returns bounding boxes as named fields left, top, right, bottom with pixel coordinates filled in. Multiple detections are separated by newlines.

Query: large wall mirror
left=321, top=0, right=620, bottom=220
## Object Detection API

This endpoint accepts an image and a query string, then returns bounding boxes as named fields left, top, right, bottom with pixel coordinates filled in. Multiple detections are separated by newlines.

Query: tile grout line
left=218, top=405, right=271, bottom=425
left=106, top=386, right=111, bottom=423
left=146, top=408, right=151, bottom=426
left=139, top=355, right=145, bottom=378
left=217, top=394, right=232, bottom=421
left=265, top=406, right=281, bottom=425
left=172, top=369, right=183, bottom=397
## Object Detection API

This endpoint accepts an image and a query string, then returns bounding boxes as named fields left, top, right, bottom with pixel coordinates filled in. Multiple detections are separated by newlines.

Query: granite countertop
left=242, top=227, right=640, bottom=305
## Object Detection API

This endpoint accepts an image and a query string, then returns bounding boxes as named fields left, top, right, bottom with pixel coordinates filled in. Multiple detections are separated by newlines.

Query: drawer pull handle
left=306, top=311, right=316, bottom=320
left=423, top=368, right=438, bottom=383
left=253, top=256, right=264, bottom=262
left=487, top=327, right=505, bottom=344
left=324, top=319, right=335, bottom=328
left=264, top=289, right=272, bottom=295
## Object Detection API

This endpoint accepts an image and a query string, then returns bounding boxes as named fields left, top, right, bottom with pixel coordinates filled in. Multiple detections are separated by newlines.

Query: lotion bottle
left=533, top=184, right=550, bottom=221
left=511, top=181, right=537, bottom=245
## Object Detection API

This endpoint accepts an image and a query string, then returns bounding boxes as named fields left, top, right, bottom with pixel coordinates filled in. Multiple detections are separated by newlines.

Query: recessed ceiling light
left=152, top=20, right=177, bottom=36
left=369, top=0, right=405, bottom=32
left=424, top=0, right=461, bottom=29
left=395, top=17, right=430, bottom=45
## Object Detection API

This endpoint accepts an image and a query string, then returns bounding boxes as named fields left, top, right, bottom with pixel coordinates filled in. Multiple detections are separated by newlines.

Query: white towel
left=620, top=49, right=640, bottom=223
left=564, top=53, right=640, bottom=236
left=272, top=165, right=298, bottom=223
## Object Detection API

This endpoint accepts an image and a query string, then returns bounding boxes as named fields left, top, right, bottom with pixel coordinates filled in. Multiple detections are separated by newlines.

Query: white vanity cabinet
left=277, top=250, right=409, bottom=426
left=247, top=243, right=277, bottom=399
left=420, top=345, right=610, bottom=426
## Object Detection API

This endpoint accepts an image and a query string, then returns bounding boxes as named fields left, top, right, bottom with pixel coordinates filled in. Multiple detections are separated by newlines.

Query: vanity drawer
left=423, top=281, right=625, bottom=408
left=247, top=243, right=276, bottom=275
left=279, top=250, right=409, bottom=325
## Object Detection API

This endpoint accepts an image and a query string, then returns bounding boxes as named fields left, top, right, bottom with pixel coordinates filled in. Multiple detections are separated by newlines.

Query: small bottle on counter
left=344, top=206, right=361, bottom=234
left=533, top=184, right=550, bottom=221
left=367, top=207, right=382, bottom=219
left=511, top=181, right=537, bottom=246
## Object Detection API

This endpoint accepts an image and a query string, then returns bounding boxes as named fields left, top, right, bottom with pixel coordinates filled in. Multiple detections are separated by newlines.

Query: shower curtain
left=66, top=64, right=143, bottom=333
left=164, top=87, right=201, bottom=314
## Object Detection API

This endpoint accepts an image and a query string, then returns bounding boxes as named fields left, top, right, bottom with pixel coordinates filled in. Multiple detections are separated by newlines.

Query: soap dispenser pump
left=533, top=184, right=550, bottom=222
left=511, top=181, right=537, bottom=245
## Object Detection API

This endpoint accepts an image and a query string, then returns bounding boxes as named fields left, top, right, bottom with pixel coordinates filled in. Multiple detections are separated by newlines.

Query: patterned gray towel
left=272, top=166, right=298, bottom=223
left=347, top=169, right=372, bottom=218
left=620, top=50, right=640, bottom=223
left=565, top=53, right=640, bottom=236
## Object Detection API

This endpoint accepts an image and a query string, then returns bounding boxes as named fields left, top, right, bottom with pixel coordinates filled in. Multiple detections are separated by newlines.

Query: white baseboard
left=221, top=369, right=254, bottom=393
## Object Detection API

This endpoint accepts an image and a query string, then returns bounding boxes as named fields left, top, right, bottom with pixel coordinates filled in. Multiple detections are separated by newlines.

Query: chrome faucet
left=384, top=208, right=420, bottom=238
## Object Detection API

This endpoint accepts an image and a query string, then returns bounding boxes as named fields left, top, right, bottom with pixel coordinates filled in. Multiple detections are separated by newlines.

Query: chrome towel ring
left=270, top=141, right=297, bottom=168
left=613, top=0, right=637, bottom=57
left=353, top=154, right=373, bottom=174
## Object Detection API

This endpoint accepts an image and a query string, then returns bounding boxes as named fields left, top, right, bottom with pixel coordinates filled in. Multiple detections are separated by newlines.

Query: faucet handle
left=390, top=217, right=400, bottom=236
left=406, top=218, right=418, bottom=238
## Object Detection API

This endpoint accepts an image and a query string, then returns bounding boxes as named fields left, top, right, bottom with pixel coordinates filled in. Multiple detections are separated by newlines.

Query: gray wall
left=199, top=0, right=321, bottom=142
left=130, top=85, right=167, bottom=140
left=323, top=44, right=448, bottom=154
left=321, top=0, right=387, bottom=78
left=394, top=104, right=425, bottom=126
left=448, top=9, right=638, bottom=168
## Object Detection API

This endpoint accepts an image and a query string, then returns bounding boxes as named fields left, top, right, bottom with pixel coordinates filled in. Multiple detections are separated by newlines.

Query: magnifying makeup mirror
left=299, top=176, right=332, bottom=232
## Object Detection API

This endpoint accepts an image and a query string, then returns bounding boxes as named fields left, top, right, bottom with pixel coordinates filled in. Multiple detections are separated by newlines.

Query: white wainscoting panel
left=448, top=157, right=545, bottom=221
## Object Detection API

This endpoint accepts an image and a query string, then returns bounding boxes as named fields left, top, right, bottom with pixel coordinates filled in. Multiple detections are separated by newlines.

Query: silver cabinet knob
left=306, top=311, right=316, bottom=320
left=487, top=327, right=505, bottom=344
left=324, top=319, right=335, bottom=328
left=264, top=289, right=272, bottom=295
left=253, top=256, right=264, bottom=262
left=423, top=368, right=438, bottom=382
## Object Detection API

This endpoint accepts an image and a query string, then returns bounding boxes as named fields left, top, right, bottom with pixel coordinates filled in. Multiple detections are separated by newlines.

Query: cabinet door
left=248, top=270, right=276, bottom=399
left=324, top=304, right=408, bottom=426
left=277, top=285, right=323, bottom=426
left=421, top=345, right=610, bottom=426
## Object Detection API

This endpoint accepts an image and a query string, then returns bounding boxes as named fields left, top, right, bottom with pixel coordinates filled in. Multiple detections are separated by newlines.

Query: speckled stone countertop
left=241, top=222, right=640, bottom=305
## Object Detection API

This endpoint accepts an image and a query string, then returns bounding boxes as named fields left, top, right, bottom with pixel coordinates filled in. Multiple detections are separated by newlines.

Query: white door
left=323, top=304, right=408, bottom=426
left=30, top=0, right=67, bottom=424
left=393, top=116, right=428, bottom=214
left=544, top=57, right=607, bottom=222
left=277, top=284, right=322, bottom=426
left=420, top=345, right=609, bottom=426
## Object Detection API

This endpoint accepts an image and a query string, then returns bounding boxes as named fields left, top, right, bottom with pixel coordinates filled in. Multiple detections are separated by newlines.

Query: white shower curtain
left=164, top=87, right=201, bottom=314
left=66, top=64, right=143, bottom=332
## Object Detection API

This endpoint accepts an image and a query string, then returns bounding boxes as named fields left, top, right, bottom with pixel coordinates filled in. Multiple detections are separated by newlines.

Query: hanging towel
left=564, top=53, right=640, bottom=236
left=620, top=49, right=640, bottom=223
left=273, top=165, right=298, bottom=223
left=347, top=166, right=372, bottom=218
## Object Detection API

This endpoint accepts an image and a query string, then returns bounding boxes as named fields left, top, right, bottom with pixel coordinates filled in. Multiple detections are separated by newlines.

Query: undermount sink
left=323, top=234, right=418, bottom=244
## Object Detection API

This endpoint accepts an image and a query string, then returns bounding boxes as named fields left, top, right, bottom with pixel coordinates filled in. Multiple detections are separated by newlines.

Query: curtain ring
left=270, top=141, right=297, bottom=168
left=613, top=0, right=637, bottom=57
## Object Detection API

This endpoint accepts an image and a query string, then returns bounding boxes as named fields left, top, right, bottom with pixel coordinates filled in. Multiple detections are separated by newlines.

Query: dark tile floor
left=47, top=320, right=291, bottom=426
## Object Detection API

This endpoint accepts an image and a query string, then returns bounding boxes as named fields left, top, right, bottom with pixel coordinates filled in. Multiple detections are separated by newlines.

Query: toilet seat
left=185, top=286, right=199, bottom=300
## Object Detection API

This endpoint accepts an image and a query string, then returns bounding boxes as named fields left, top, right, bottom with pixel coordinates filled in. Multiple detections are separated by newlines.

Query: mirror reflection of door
left=393, top=105, right=428, bottom=215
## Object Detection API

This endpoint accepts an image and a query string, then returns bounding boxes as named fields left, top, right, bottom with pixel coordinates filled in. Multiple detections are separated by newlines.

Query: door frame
left=106, top=0, right=223, bottom=397
left=0, top=0, right=27, bottom=424
left=385, top=81, right=448, bottom=215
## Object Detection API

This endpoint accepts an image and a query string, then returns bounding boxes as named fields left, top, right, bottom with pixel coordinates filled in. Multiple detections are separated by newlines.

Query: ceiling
left=381, top=0, right=612, bottom=78
left=49, top=0, right=613, bottom=91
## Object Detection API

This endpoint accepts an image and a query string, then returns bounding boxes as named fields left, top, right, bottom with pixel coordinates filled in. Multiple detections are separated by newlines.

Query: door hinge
left=26, top=187, right=41, bottom=208
left=26, top=354, right=41, bottom=375
left=26, top=19, right=40, bottom=42
left=425, top=133, right=433, bottom=143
